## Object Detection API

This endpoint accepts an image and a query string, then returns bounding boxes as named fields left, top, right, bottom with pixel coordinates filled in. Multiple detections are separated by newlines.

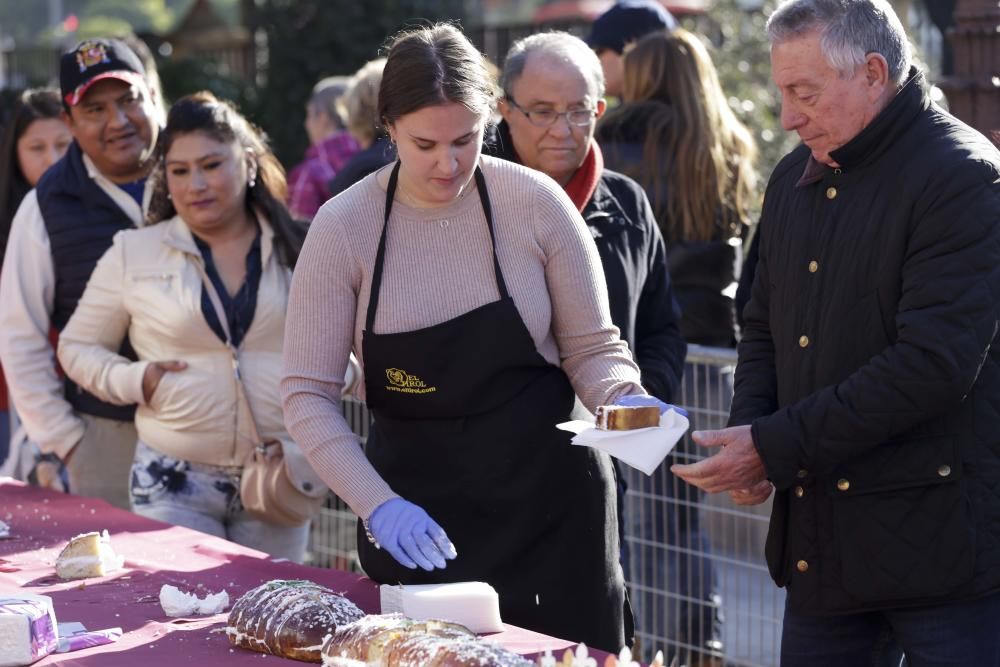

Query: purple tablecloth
left=0, top=478, right=614, bottom=666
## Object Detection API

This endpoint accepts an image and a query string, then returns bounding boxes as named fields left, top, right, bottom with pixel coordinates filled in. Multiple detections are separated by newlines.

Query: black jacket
left=487, top=121, right=686, bottom=402
left=328, top=134, right=396, bottom=200
left=730, top=70, right=1000, bottom=613
left=596, top=117, right=744, bottom=347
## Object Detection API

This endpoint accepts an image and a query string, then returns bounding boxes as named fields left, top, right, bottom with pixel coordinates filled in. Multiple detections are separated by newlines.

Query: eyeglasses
left=505, top=98, right=596, bottom=128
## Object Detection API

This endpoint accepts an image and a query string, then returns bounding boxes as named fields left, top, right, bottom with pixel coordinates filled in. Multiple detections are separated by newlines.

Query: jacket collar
left=827, top=67, right=928, bottom=170
left=489, top=120, right=520, bottom=163
left=581, top=175, right=628, bottom=238
left=162, top=210, right=275, bottom=266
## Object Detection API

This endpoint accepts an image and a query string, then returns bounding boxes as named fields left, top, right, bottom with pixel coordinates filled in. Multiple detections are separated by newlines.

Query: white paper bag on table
left=557, top=409, right=689, bottom=475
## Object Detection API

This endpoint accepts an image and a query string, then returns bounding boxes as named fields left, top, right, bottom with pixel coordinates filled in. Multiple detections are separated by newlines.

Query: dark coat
left=729, top=70, right=1000, bottom=614
left=596, top=122, right=745, bottom=348
left=328, top=134, right=396, bottom=200
left=487, top=121, right=686, bottom=402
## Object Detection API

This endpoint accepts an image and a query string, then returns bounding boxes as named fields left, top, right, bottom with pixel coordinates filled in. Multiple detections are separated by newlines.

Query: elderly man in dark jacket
left=673, top=0, right=1000, bottom=664
left=490, top=31, right=716, bottom=664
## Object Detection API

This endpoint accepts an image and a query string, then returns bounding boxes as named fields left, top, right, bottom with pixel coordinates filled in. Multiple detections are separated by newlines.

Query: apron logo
left=385, top=368, right=437, bottom=395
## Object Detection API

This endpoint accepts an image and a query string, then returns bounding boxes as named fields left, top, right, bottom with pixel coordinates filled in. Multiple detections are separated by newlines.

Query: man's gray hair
left=766, top=0, right=912, bottom=85
left=500, top=31, right=606, bottom=101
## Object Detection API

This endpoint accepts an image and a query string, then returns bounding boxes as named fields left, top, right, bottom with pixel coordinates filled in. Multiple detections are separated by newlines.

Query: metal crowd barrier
left=307, top=344, right=783, bottom=667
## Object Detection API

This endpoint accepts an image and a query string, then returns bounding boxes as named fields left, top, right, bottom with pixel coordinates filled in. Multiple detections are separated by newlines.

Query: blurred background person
left=121, top=32, right=168, bottom=126
left=0, top=88, right=72, bottom=468
left=586, top=0, right=677, bottom=100
left=58, top=92, right=320, bottom=562
left=488, top=31, right=686, bottom=653
left=596, top=27, right=759, bottom=666
left=287, top=76, right=360, bottom=220
left=598, top=28, right=757, bottom=348
left=0, top=38, right=159, bottom=509
left=283, top=23, right=673, bottom=652
left=327, top=58, right=394, bottom=198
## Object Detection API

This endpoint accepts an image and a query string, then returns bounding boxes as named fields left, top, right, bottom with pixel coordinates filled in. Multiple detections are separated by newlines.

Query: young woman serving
left=281, top=24, right=667, bottom=651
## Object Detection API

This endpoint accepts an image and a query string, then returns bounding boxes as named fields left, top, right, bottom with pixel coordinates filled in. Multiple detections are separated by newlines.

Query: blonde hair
left=601, top=29, right=757, bottom=242
left=344, top=58, right=386, bottom=147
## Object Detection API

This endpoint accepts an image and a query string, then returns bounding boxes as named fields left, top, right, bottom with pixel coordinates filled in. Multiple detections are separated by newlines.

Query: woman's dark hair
left=378, top=23, right=497, bottom=128
left=0, top=88, right=63, bottom=258
left=147, top=91, right=306, bottom=269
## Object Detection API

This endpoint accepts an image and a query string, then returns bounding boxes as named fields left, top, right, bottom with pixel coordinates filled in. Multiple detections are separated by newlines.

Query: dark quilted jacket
left=729, top=69, right=1000, bottom=614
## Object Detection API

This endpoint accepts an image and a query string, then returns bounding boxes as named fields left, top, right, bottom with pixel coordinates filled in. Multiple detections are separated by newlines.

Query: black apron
left=357, top=162, right=628, bottom=652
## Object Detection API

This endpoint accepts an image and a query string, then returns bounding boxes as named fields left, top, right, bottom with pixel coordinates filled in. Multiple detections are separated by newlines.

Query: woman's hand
left=142, top=360, right=188, bottom=403
left=367, top=497, right=458, bottom=571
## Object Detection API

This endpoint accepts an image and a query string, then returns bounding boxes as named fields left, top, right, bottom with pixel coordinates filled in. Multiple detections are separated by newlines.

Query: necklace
left=395, top=176, right=470, bottom=209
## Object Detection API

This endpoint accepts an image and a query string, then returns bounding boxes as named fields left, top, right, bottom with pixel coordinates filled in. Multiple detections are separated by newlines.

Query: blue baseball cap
left=586, top=0, right=678, bottom=54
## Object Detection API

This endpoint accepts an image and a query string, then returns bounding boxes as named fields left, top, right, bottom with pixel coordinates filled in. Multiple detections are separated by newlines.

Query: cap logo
left=75, top=41, right=111, bottom=73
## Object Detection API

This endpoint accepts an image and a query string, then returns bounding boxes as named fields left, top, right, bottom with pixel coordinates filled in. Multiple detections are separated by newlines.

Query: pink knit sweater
left=280, top=156, right=643, bottom=519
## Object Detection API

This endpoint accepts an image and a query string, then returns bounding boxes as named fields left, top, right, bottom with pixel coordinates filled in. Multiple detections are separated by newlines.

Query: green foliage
left=254, top=0, right=467, bottom=167
left=5, top=0, right=181, bottom=46
left=157, top=54, right=255, bottom=113
left=78, top=0, right=176, bottom=33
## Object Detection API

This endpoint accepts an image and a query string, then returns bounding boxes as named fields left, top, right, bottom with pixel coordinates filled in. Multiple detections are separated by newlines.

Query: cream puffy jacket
left=57, top=215, right=326, bottom=498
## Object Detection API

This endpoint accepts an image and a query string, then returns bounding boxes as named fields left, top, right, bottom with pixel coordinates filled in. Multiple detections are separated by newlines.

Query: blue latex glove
left=367, top=498, right=458, bottom=571
left=614, top=394, right=689, bottom=417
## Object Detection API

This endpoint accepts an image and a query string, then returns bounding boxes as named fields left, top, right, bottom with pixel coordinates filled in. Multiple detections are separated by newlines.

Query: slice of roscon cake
left=55, top=530, right=125, bottom=580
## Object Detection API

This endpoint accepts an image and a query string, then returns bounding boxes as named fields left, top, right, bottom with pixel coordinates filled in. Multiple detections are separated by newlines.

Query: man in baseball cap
left=60, top=37, right=148, bottom=106
left=587, top=0, right=678, bottom=97
left=0, top=37, right=160, bottom=509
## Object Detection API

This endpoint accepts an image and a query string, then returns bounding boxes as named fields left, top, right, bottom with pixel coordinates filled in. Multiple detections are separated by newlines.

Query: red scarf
left=562, top=139, right=603, bottom=212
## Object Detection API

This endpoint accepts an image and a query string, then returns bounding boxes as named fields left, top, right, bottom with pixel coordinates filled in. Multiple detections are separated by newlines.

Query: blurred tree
left=254, top=0, right=467, bottom=167
left=76, top=0, right=175, bottom=34
left=157, top=54, right=253, bottom=112
left=0, top=0, right=237, bottom=44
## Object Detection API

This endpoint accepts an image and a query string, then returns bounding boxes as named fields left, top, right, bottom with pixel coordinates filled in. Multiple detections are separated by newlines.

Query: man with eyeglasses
left=489, top=30, right=688, bottom=657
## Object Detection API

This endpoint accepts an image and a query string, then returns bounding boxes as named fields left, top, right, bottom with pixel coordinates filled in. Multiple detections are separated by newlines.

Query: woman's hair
left=599, top=29, right=758, bottom=243
left=378, top=23, right=497, bottom=128
left=146, top=92, right=306, bottom=268
left=0, top=88, right=64, bottom=257
left=344, top=58, right=386, bottom=147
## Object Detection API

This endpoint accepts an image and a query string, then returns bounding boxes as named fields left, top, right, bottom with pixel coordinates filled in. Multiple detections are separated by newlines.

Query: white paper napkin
left=557, top=409, right=689, bottom=475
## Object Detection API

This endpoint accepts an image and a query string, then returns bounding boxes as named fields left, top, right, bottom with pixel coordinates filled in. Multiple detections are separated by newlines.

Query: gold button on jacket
left=837, top=479, right=851, bottom=491
left=826, top=187, right=837, bottom=199
left=799, top=335, right=810, bottom=348
left=797, top=560, right=809, bottom=572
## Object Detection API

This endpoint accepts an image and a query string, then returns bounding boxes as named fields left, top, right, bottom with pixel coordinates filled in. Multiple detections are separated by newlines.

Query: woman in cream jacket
left=58, top=92, right=323, bottom=561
